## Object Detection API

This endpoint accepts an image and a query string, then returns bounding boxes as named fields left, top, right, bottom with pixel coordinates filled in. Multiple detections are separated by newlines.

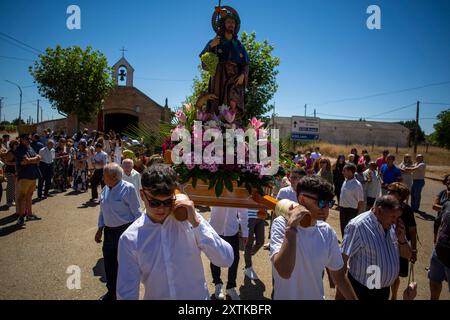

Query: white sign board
left=291, top=116, right=320, bottom=141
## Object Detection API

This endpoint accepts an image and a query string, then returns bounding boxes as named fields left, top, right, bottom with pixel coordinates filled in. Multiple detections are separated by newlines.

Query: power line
left=422, top=102, right=450, bottom=106
left=312, top=80, right=450, bottom=106
left=0, top=55, right=35, bottom=62
left=0, top=36, right=41, bottom=56
left=365, top=103, right=416, bottom=118
left=0, top=31, right=44, bottom=54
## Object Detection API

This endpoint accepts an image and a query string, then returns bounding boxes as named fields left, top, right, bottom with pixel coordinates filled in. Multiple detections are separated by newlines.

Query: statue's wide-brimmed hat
left=212, top=6, right=241, bottom=35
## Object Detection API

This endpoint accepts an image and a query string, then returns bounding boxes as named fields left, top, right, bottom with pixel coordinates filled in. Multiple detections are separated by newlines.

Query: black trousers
left=348, top=273, right=390, bottom=300
left=91, top=169, right=105, bottom=199
left=102, top=223, right=131, bottom=300
left=38, top=162, right=53, bottom=198
left=339, top=207, right=359, bottom=237
left=244, top=218, right=265, bottom=268
left=211, top=232, right=240, bottom=290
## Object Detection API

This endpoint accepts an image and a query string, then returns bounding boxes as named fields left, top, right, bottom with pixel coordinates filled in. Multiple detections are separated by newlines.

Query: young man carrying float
left=270, top=176, right=358, bottom=300
left=116, top=164, right=233, bottom=300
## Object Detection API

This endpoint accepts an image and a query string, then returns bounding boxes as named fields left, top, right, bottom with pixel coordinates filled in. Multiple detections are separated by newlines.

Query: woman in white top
left=113, top=136, right=123, bottom=165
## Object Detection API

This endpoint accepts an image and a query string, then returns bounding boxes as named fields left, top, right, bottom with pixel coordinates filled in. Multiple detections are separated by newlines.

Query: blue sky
left=0, top=0, right=449, bottom=134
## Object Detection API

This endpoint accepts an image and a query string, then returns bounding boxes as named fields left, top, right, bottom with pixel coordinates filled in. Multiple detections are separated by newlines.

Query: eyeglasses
left=301, top=194, right=335, bottom=209
left=142, top=192, right=175, bottom=208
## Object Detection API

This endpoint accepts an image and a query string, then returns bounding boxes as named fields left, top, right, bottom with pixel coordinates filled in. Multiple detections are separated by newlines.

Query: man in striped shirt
left=338, top=195, right=413, bottom=300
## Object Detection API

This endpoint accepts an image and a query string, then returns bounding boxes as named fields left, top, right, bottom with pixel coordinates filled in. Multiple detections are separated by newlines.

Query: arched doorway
left=104, top=113, right=138, bottom=135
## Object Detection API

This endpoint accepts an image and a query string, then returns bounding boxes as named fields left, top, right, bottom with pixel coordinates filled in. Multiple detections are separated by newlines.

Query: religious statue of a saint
left=199, top=6, right=249, bottom=117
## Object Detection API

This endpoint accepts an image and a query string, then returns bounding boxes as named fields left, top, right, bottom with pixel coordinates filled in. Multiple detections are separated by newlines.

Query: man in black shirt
left=30, top=134, right=44, bottom=154
left=15, top=134, right=41, bottom=226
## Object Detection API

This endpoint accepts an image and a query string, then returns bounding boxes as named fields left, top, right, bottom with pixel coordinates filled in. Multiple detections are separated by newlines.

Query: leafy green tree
left=29, top=45, right=114, bottom=130
left=186, top=31, right=280, bottom=120
left=11, top=118, right=26, bottom=126
left=430, top=109, right=450, bottom=149
left=398, top=120, right=426, bottom=147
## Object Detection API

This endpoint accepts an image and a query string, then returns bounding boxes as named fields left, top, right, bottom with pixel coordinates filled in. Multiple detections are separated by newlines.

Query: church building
left=35, top=54, right=172, bottom=135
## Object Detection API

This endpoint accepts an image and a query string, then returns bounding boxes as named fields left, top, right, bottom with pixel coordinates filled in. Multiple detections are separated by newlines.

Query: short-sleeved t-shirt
left=270, top=217, right=344, bottom=300
left=412, top=162, right=426, bottom=180
left=15, top=145, right=39, bottom=180
left=376, top=157, right=387, bottom=170
left=400, top=203, right=417, bottom=241
left=380, top=164, right=402, bottom=185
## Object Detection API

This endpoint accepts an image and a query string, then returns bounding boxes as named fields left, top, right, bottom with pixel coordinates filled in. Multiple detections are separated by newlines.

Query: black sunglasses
left=142, top=192, right=175, bottom=208
left=301, top=194, right=335, bottom=209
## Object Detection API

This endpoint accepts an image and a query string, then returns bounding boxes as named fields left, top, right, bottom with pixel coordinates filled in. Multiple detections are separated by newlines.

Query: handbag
left=403, top=262, right=417, bottom=300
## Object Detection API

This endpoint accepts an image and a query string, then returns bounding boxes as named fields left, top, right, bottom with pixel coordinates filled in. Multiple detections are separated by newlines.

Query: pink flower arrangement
left=175, top=110, right=187, bottom=124
left=249, top=117, right=264, bottom=130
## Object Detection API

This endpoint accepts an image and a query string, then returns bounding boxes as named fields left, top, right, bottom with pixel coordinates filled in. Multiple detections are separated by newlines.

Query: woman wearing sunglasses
left=116, top=164, right=233, bottom=300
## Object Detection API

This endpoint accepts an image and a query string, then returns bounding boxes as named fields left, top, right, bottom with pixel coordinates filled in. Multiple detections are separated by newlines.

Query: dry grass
left=295, top=142, right=450, bottom=167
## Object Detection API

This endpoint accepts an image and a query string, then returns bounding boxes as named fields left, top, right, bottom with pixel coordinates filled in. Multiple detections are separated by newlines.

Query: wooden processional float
left=164, top=150, right=312, bottom=228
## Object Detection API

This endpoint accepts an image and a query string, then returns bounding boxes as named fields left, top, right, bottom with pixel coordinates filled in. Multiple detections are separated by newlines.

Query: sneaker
left=214, top=284, right=225, bottom=300
left=263, top=243, right=270, bottom=250
left=244, top=267, right=259, bottom=280
left=226, top=287, right=241, bottom=300
left=16, top=216, right=25, bottom=226
left=26, top=214, right=42, bottom=221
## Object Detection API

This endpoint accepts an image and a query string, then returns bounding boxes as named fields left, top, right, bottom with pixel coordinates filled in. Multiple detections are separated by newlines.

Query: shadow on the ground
left=32, top=198, right=45, bottom=204
left=78, top=200, right=100, bottom=209
left=0, top=213, right=18, bottom=226
left=0, top=204, right=11, bottom=211
left=64, top=191, right=81, bottom=196
left=415, top=211, right=435, bottom=221
left=0, top=223, right=25, bottom=237
left=93, top=258, right=107, bottom=283
left=239, top=276, right=270, bottom=300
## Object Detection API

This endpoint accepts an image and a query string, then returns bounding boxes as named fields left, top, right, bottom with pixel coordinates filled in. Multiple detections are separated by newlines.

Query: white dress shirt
left=122, top=169, right=144, bottom=211
left=117, top=213, right=234, bottom=300
left=209, top=207, right=249, bottom=238
left=340, top=178, right=364, bottom=209
left=39, top=147, right=55, bottom=164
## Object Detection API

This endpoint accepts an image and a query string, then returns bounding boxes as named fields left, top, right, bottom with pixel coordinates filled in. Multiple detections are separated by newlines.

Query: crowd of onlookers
left=1, top=132, right=449, bottom=301
left=0, top=128, right=160, bottom=226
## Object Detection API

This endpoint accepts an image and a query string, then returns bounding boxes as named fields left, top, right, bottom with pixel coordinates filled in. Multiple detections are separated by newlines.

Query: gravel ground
left=0, top=178, right=449, bottom=300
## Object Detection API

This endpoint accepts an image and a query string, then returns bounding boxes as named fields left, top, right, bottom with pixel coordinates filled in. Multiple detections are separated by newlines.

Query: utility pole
left=0, top=97, right=4, bottom=123
left=314, top=109, right=316, bottom=118
left=304, top=104, right=307, bottom=117
left=414, top=100, right=420, bottom=155
left=40, top=106, right=43, bottom=124
left=37, top=99, right=40, bottom=123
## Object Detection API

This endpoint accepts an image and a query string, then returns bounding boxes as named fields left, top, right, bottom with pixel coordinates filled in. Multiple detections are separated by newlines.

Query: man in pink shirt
left=376, top=150, right=390, bottom=173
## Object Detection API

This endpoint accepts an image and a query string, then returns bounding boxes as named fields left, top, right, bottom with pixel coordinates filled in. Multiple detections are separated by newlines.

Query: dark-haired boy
left=270, top=176, right=357, bottom=300
left=117, top=164, right=233, bottom=300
